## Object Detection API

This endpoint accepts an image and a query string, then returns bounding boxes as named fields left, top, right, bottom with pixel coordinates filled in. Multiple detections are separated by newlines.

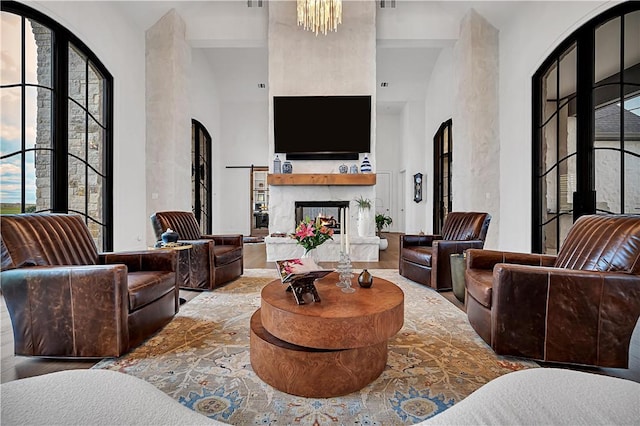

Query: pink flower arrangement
left=291, top=217, right=334, bottom=254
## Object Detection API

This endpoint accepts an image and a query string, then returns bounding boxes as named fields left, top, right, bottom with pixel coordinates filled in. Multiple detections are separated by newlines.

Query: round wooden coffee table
left=250, top=272, right=404, bottom=397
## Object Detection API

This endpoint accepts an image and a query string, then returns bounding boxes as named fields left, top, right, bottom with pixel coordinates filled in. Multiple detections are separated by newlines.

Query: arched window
left=532, top=2, right=640, bottom=253
left=433, top=119, right=452, bottom=233
left=192, top=119, right=211, bottom=235
left=1, top=1, right=113, bottom=250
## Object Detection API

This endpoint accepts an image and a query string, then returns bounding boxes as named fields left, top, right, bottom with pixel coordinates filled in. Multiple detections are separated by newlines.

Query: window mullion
left=574, top=27, right=595, bottom=220
left=52, top=32, right=68, bottom=213
left=84, top=59, right=89, bottom=222
left=555, top=57, right=560, bottom=247
left=20, top=15, right=26, bottom=211
left=619, top=14, right=625, bottom=213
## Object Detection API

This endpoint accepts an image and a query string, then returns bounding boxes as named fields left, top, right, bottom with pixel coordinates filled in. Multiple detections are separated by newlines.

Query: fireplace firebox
left=295, top=201, right=349, bottom=234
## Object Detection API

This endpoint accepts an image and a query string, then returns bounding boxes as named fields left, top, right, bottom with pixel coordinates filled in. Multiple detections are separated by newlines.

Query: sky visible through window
left=1, top=13, right=38, bottom=205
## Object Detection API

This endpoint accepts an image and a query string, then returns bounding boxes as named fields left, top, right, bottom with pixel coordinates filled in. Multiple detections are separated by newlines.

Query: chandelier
left=296, top=0, right=342, bottom=36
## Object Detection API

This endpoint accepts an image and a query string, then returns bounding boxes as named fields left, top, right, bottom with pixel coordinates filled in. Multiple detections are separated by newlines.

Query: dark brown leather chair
left=0, top=213, right=179, bottom=358
left=150, top=211, right=243, bottom=290
left=465, top=214, right=640, bottom=368
left=399, top=212, right=491, bottom=290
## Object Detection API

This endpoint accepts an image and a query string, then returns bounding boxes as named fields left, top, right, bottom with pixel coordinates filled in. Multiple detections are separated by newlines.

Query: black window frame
left=1, top=1, right=113, bottom=250
left=433, top=119, right=453, bottom=233
left=191, top=119, right=212, bottom=234
left=532, top=1, right=640, bottom=253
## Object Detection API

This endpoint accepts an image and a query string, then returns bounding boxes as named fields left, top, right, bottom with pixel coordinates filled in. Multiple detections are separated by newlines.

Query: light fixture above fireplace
left=297, top=0, right=342, bottom=36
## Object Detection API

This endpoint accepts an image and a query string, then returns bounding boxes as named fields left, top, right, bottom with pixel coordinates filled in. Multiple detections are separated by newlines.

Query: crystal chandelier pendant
left=297, top=0, right=343, bottom=36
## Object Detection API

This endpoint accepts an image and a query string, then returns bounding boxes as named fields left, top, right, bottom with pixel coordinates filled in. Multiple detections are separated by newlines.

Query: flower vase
left=302, top=248, right=318, bottom=263
left=357, top=209, right=370, bottom=237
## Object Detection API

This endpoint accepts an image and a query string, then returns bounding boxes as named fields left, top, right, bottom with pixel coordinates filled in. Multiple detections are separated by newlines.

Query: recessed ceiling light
left=258, top=83, right=266, bottom=89
left=380, top=82, right=389, bottom=87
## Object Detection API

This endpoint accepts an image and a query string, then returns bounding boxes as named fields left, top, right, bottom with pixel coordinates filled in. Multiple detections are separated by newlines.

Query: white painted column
left=453, top=9, right=500, bottom=248
left=145, top=9, right=192, bottom=244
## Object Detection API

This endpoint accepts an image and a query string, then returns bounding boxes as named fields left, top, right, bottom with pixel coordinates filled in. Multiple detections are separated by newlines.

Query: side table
left=450, top=253, right=466, bottom=303
left=150, top=243, right=193, bottom=292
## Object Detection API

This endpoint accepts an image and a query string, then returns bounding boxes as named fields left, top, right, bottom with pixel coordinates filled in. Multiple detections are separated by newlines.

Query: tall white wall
left=30, top=1, right=148, bottom=251
left=375, top=111, right=402, bottom=232
left=145, top=10, right=192, bottom=245
left=217, top=101, right=269, bottom=235
left=189, top=49, right=222, bottom=233
left=424, top=47, right=454, bottom=234
left=401, top=100, right=427, bottom=234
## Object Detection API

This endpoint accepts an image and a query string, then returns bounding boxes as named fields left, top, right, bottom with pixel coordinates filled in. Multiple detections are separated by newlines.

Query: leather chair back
left=150, top=211, right=202, bottom=241
left=441, top=212, right=491, bottom=242
left=555, top=214, right=640, bottom=273
left=1, top=214, right=98, bottom=271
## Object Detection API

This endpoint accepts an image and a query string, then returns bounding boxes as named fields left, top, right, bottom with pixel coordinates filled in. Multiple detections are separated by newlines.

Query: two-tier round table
left=250, top=272, right=404, bottom=398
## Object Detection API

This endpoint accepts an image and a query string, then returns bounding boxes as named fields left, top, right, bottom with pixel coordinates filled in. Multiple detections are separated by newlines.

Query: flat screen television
left=273, top=95, right=371, bottom=160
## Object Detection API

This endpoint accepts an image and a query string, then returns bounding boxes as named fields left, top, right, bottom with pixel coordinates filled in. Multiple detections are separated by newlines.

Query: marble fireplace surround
left=265, top=179, right=379, bottom=262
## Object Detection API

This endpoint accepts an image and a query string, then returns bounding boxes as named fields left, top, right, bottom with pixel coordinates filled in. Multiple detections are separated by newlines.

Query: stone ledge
left=265, top=235, right=380, bottom=262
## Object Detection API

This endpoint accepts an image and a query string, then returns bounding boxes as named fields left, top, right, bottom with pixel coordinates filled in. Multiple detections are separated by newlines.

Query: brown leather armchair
left=399, top=212, right=491, bottom=290
left=0, top=213, right=179, bottom=358
left=465, top=214, right=640, bottom=368
left=150, top=211, right=243, bottom=290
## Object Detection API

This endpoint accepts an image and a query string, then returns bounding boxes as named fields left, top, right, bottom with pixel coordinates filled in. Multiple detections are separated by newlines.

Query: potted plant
left=375, top=213, right=393, bottom=250
left=354, top=196, right=372, bottom=237
left=354, top=195, right=371, bottom=210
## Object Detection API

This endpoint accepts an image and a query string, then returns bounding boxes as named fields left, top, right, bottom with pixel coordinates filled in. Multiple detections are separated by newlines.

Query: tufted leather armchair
left=465, top=214, right=640, bottom=368
left=399, top=212, right=491, bottom=290
left=150, top=211, right=243, bottom=290
left=0, top=213, right=179, bottom=358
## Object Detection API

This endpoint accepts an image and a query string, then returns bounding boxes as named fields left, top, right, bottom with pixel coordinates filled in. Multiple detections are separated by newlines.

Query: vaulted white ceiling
left=115, top=1, right=530, bottom=111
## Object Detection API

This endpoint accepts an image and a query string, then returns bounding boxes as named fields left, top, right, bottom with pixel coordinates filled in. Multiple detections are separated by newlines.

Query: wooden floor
left=2, top=232, right=638, bottom=383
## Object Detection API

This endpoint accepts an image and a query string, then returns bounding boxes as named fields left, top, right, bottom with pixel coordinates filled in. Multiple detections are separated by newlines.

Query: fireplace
left=265, top=185, right=379, bottom=262
left=295, top=201, right=349, bottom=234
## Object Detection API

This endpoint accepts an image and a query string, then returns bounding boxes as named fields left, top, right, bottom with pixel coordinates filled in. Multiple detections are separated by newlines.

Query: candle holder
left=336, top=251, right=355, bottom=293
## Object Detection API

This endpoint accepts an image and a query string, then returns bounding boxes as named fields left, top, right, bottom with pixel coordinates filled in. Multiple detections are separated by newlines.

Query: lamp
left=297, top=0, right=342, bottom=36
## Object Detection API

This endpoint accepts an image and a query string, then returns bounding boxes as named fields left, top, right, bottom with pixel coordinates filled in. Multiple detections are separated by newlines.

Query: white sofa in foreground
left=1, top=367, right=638, bottom=425
left=423, top=367, right=639, bottom=425
left=1, top=369, right=222, bottom=426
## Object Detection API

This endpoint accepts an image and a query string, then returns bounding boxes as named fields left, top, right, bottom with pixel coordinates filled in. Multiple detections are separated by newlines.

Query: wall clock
left=413, top=173, right=423, bottom=203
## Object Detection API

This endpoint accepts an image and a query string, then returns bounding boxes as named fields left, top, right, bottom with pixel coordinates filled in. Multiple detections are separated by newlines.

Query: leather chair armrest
left=202, top=234, right=244, bottom=247
left=100, top=250, right=177, bottom=273
left=401, top=234, right=442, bottom=248
left=466, top=249, right=557, bottom=271
left=492, top=264, right=640, bottom=366
left=1, top=265, right=129, bottom=357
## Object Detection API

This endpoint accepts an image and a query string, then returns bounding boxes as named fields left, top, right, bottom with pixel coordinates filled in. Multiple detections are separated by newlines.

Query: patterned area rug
left=94, top=269, right=537, bottom=425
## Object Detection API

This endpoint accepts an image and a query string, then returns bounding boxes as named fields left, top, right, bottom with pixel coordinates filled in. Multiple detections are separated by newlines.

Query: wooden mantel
left=268, top=173, right=376, bottom=186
